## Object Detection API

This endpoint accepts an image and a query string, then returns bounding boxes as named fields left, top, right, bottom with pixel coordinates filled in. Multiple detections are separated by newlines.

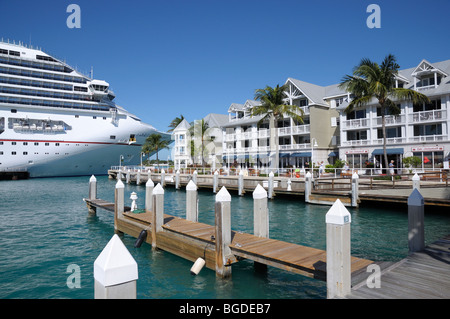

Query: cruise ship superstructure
left=0, top=40, right=166, bottom=177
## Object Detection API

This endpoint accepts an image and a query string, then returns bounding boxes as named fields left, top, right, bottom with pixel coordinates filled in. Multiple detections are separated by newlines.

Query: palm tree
left=141, top=133, right=171, bottom=171
left=339, top=54, right=430, bottom=171
left=251, top=84, right=304, bottom=170
left=168, top=114, right=185, bottom=132
left=189, top=119, right=209, bottom=166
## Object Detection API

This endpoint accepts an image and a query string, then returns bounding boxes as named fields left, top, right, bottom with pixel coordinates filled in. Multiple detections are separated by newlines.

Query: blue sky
left=1, top=0, right=449, bottom=136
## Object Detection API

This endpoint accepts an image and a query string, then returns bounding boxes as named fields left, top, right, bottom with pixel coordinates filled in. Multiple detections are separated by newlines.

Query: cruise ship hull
left=0, top=104, right=164, bottom=178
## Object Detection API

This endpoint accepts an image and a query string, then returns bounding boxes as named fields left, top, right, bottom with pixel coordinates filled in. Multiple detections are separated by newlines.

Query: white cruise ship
left=0, top=40, right=167, bottom=178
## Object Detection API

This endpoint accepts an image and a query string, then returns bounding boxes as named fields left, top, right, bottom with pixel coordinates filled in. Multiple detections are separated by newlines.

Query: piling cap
left=412, top=173, right=420, bottom=181
left=116, top=179, right=124, bottom=189
left=253, top=184, right=268, bottom=199
left=352, top=172, right=359, bottom=179
left=146, top=177, right=154, bottom=187
left=408, top=188, right=424, bottom=206
left=153, top=183, right=164, bottom=195
left=216, top=186, right=231, bottom=202
left=214, top=170, right=219, bottom=175
left=193, top=170, right=198, bottom=175
left=326, top=199, right=351, bottom=225
left=94, top=234, right=138, bottom=286
left=305, top=172, right=311, bottom=178
left=90, top=175, right=97, bottom=182
left=269, top=171, right=274, bottom=177
left=186, top=180, right=197, bottom=191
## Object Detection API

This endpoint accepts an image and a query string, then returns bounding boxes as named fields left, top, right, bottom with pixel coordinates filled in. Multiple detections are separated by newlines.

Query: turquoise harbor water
left=1, top=176, right=450, bottom=299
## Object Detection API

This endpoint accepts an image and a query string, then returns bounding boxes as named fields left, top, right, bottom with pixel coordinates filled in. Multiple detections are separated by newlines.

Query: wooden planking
left=89, top=198, right=373, bottom=281
left=347, top=235, right=450, bottom=299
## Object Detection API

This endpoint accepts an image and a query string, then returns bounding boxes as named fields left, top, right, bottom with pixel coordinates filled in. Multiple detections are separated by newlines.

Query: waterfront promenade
left=108, top=168, right=450, bottom=207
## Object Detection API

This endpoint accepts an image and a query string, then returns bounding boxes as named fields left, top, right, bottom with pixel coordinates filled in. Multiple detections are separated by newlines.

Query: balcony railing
left=278, top=124, right=310, bottom=136
left=409, top=110, right=446, bottom=123
left=341, top=118, right=369, bottom=129
left=279, top=143, right=310, bottom=150
left=341, top=139, right=371, bottom=146
left=408, top=134, right=447, bottom=143
left=373, top=114, right=406, bottom=126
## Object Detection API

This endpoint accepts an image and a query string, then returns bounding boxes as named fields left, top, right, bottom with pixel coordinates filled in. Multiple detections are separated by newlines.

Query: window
left=110, top=135, right=116, bottom=140
left=378, top=127, right=401, bottom=138
left=347, top=153, right=368, bottom=169
left=23, top=152, right=28, bottom=155
left=347, top=130, right=367, bottom=141
left=414, top=124, right=442, bottom=136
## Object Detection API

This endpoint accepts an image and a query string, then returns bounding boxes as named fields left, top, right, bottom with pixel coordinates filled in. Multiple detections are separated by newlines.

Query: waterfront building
left=221, top=58, right=450, bottom=172
left=337, top=59, right=450, bottom=171
left=172, top=113, right=229, bottom=170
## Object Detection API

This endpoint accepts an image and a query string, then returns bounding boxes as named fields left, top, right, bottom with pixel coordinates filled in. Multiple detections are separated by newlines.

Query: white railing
left=373, top=114, right=406, bottom=126
left=409, top=110, right=446, bottom=123
left=258, top=129, right=270, bottom=138
left=341, top=139, right=371, bottom=146
left=372, top=137, right=407, bottom=145
left=341, top=118, right=369, bottom=129
left=408, top=134, right=447, bottom=143
left=279, top=143, right=310, bottom=150
left=278, top=124, right=310, bottom=136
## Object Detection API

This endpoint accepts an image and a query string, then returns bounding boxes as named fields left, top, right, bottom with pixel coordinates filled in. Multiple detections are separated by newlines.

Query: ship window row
left=0, top=49, right=20, bottom=57
left=0, top=86, right=100, bottom=102
left=0, top=65, right=87, bottom=83
left=0, top=75, right=73, bottom=91
left=0, top=95, right=111, bottom=111
left=0, top=55, right=73, bottom=73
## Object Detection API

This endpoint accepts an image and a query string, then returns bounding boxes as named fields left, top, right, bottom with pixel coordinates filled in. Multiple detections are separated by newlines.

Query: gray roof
left=172, top=118, right=191, bottom=132
left=286, top=77, right=328, bottom=107
left=203, top=113, right=230, bottom=128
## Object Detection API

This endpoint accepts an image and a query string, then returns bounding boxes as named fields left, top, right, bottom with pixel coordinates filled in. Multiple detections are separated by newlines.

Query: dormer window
left=412, top=59, right=448, bottom=90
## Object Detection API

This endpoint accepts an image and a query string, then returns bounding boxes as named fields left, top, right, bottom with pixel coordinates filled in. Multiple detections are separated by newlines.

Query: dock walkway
left=347, top=235, right=450, bottom=299
left=85, top=198, right=373, bottom=282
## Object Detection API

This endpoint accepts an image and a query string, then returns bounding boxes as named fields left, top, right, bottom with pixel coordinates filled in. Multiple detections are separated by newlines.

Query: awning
left=222, top=155, right=236, bottom=161
left=291, top=152, right=312, bottom=158
left=372, top=148, right=404, bottom=155
left=328, top=152, right=338, bottom=157
left=237, top=154, right=249, bottom=160
left=280, top=153, right=291, bottom=158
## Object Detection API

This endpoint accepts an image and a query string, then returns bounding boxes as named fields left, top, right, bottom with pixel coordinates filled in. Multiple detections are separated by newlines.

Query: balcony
left=341, top=139, right=371, bottom=146
left=408, top=134, right=447, bottom=143
left=409, top=110, right=446, bottom=123
left=372, top=114, right=406, bottom=126
left=341, top=118, right=369, bottom=130
left=278, top=124, right=310, bottom=136
left=279, top=143, right=310, bottom=150
left=372, top=137, right=407, bottom=145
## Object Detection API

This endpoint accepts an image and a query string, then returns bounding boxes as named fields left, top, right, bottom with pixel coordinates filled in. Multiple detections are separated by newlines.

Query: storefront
left=345, top=149, right=369, bottom=169
left=411, top=146, right=444, bottom=170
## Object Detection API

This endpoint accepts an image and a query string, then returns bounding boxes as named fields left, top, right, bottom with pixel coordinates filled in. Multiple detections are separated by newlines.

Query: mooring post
left=351, top=172, right=359, bottom=207
left=287, top=178, right=292, bottom=191
left=126, top=169, right=130, bottom=184
left=136, top=170, right=141, bottom=185
left=213, top=170, right=219, bottom=193
left=151, top=183, right=164, bottom=250
left=114, top=179, right=125, bottom=234
left=186, top=180, right=198, bottom=222
left=89, top=175, right=97, bottom=200
left=408, top=188, right=425, bottom=253
left=268, top=171, right=274, bottom=199
left=305, top=172, right=312, bottom=203
left=161, top=169, right=165, bottom=188
left=193, top=170, right=198, bottom=185
left=326, top=199, right=351, bottom=299
left=238, top=170, right=244, bottom=196
left=94, top=234, right=138, bottom=299
left=215, top=186, right=232, bottom=278
left=175, top=170, right=180, bottom=189
left=253, top=184, right=269, bottom=238
left=145, top=177, right=154, bottom=212
left=412, top=173, right=420, bottom=190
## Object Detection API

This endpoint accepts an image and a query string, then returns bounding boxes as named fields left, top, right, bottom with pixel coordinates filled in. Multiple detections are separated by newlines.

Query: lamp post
left=119, top=155, right=124, bottom=169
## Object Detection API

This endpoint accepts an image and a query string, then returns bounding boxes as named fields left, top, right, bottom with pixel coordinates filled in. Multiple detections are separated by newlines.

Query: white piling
left=89, top=175, right=97, bottom=200
left=215, top=186, right=232, bottom=278
left=126, top=169, right=130, bottom=184
left=160, top=169, right=165, bottom=187
left=238, top=170, right=244, bottom=196
left=94, top=234, right=138, bottom=299
left=287, top=178, right=292, bottom=191
left=114, top=179, right=125, bottom=234
left=151, top=183, right=164, bottom=250
left=412, top=173, right=420, bottom=190
left=213, top=170, right=219, bottom=193
left=193, top=170, right=198, bottom=185
left=186, top=180, right=198, bottom=222
left=305, top=172, right=312, bottom=203
left=408, top=188, right=425, bottom=253
left=130, top=192, right=138, bottom=212
left=175, top=170, right=180, bottom=189
left=326, top=199, right=351, bottom=299
left=145, top=177, right=154, bottom=212
left=253, top=184, right=269, bottom=238
left=351, top=172, right=359, bottom=207
left=268, top=171, right=274, bottom=199
left=136, top=170, right=141, bottom=185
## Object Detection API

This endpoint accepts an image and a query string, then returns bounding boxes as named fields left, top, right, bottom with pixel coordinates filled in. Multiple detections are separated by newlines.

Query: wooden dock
left=346, top=235, right=450, bottom=299
left=84, top=198, right=372, bottom=282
